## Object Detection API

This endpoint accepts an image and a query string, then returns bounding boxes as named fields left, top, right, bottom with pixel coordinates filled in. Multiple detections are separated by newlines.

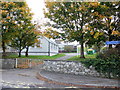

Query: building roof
left=42, top=36, right=58, bottom=46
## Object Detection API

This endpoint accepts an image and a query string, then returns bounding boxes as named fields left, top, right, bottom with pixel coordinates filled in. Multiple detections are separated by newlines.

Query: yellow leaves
left=90, top=2, right=100, bottom=7
left=34, top=30, right=41, bottom=35
left=94, top=32, right=104, bottom=38
left=78, top=7, right=82, bottom=11
left=109, top=16, right=113, bottom=19
left=1, top=10, right=8, bottom=17
left=6, top=16, right=10, bottom=19
left=99, top=14, right=105, bottom=19
left=20, top=12, right=24, bottom=14
left=101, top=5, right=109, bottom=10
left=112, top=30, right=120, bottom=35
left=46, top=2, right=55, bottom=8
left=94, top=32, right=99, bottom=38
left=1, top=20, right=8, bottom=24
left=5, top=4, right=8, bottom=7
left=43, top=27, right=59, bottom=39
left=90, top=31, right=94, bottom=35
left=34, top=39, right=39, bottom=43
left=110, top=26, right=113, bottom=30
left=99, top=32, right=104, bottom=36
left=92, top=12, right=99, bottom=17
left=9, top=2, right=15, bottom=5
left=1, top=10, right=7, bottom=13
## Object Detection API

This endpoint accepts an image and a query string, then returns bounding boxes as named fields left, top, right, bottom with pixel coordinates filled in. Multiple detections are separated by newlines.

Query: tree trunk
left=108, top=30, right=112, bottom=49
left=25, top=46, right=29, bottom=57
left=109, top=44, right=112, bottom=49
left=18, top=50, right=21, bottom=57
left=80, top=41, right=85, bottom=58
left=2, top=40, right=6, bottom=58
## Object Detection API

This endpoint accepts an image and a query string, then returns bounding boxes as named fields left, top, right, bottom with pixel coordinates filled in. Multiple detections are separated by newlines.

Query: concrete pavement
left=38, top=70, right=120, bottom=88
left=55, top=53, right=87, bottom=60
left=1, top=69, right=70, bottom=88
left=1, top=64, right=120, bottom=89
left=55, top=53, right=77, bottom=60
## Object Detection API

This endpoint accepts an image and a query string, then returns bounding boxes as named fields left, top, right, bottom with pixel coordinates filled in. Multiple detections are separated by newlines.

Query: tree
left=44, top=2, right=93, bottom=58
left=9, top=2, right=39, bottom=57
left=43, top=27, right=60, bottom=39
left=89, top=2, right=120, bottom=49
left=24, top=24, right=41, bottom=57
left=1, top=2, right=17, bottom=57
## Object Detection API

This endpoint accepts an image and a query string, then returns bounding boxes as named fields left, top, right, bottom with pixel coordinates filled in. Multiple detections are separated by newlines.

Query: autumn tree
left=1, top=2, right=17, bottom=56
left=88, top=2, right=120, bottom=49
left=23, top=24, right=41, bottom=57
left=43, top=27, right=60, bottom=39
left=44, top=2, right=93, bottom=58
left=8, top=2, right=40, bottom=57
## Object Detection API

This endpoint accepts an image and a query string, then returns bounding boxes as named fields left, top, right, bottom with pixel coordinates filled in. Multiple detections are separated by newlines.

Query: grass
left=6, top=53, right=66, bottom=60
left=67, top=54, right=97, bottom=61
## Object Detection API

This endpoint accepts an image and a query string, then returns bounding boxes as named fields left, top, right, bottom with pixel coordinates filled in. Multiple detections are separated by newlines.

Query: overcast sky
left=25, top=0, right=79, bottom=45
left=26, top=0, right=45, bottom=21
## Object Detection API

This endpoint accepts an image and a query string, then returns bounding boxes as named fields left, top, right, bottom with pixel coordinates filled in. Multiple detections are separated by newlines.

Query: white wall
left=21, top=37, right=59, bottom=56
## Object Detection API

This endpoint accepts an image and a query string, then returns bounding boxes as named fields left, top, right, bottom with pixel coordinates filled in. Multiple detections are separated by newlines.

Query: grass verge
left=67, top=54, right=97, bottom=61
left=6, top=53, right=66, bottom=60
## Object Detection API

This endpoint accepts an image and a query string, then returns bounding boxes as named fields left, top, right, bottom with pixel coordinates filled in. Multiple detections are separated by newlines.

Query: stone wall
left=0, top=59, right=16, bottom=69
left=43, top=60, right=100, bottom=77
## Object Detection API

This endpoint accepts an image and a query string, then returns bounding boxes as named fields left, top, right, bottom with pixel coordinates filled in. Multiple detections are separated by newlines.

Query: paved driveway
left=1, top=68, right=67, bottom=88
left=1, top=63, right=119, bottom=89
left=56, top=53, right=87, bottom=60
left=39, top=70, right=119, bottom=88
left=55, top=53, right=77, bottom=60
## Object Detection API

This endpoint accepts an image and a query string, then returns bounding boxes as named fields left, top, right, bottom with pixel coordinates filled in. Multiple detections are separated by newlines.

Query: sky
left=25, top=0, right=79, bottom=45
left=26, top=0, right=45, bottom=21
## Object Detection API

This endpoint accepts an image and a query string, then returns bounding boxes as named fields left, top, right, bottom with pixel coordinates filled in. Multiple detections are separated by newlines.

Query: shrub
left=81, top=48, right=120, bottom=78
left=80, top=59, right=95, bottom=68
left=95, top=48, right=120, bottom=78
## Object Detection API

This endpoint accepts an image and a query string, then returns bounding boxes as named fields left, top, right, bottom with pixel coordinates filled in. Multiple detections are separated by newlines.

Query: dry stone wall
left=43, top=60, right=100, bottom=77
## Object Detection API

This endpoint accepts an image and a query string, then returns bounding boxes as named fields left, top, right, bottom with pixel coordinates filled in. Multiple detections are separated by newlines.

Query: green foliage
left=44, top=2, right=94, bottom=58
left=92, top=48, right=120, bottom=78
left=68, top=50, right=120, bottom=78
left=88, top=2, right=120, bottom=49
left=1, top=2, right=17, bottom=54
left=43, top=27, right=60, bottom=39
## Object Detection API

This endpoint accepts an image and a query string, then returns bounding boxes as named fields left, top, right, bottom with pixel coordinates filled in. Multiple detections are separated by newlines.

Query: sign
left=105, top=41, right=120, bottom=45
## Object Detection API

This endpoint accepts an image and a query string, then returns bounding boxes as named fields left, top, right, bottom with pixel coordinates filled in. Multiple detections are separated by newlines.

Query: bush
left=95, top=48, right=120, bottom=78
left=80, top=59, right=95, bottom=68
left=81, top=48, right=120, bottom=78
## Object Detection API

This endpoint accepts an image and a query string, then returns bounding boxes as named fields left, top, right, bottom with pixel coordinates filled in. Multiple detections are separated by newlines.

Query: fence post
left=15, top=58, right=17, bottom=68
left=29, top=59, right=32, bottom=68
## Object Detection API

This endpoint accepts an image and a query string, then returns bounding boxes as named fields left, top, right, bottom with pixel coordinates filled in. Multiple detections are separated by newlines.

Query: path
left=1, top=67, right=67, bottom=88
left=1, top=64, right=120, bottom=89
left=55, top=53, right=77, bottom=60
left=39, top=70, right=119, bottom=88
left=56, top=52, right=87, bottom=60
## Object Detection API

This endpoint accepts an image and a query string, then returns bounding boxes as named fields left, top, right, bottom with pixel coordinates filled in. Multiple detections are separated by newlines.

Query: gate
left=16, top=59, right=43, bottom=69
